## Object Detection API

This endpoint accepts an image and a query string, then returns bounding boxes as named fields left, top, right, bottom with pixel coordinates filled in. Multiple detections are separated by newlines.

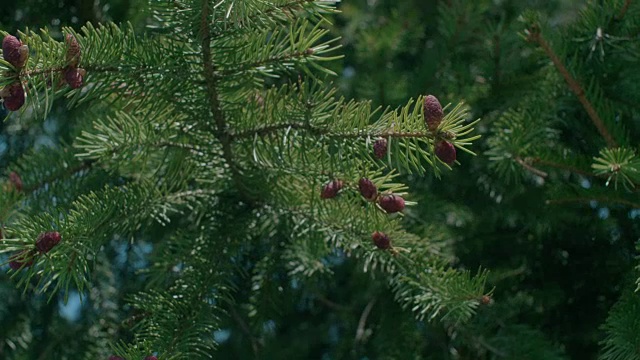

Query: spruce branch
left=200, top=0, right=247, bottom=200
left=24, top=161, right=95, bottom=194
left=515, top=156, right=548, bottom=178
left=616, top=0, right=632, bottom=20
left=546, top=196, right=640, bottom=208
left=231, top=121, right=434, bottom=140
left=531, top=157, right=595, bottom=178
left=525, top=29, right=618, bottom=148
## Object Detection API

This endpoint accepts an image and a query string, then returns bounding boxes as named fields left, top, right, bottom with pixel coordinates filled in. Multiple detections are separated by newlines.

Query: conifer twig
left=230, top=122, right=432, bottom=140
left=616, top=0, right=632, bottom=20
left=229, top=306, right=261, bottom=356
left=25, top=161, right=95, bottom=194
left=546, top=196, right=640, bottom=208
left=354, top=298, right=377, bottom=345
left=525, top=30, right=617, bottom=148
left=200, top=0, right=249, bottom=200
left=515, top=156, right=548, bottom=178
left=530, top=157, right=594, bottom=178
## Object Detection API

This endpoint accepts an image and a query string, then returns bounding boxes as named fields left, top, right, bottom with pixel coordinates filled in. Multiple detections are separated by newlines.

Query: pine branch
left=546, top=196, right=640, bottom=208
left=616, top=0, right=632, bottom=20
left=531, top=157, right=595, bottom=178
left=515, top=156, right=548, bottom=178
left=25, top=160, right=95, bottom=194
left=525, top=28, right=618, bottom=148
left=200, top=0, right=247, bottom=201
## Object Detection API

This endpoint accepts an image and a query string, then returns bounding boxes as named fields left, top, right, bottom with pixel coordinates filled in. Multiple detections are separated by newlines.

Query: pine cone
left=378, top=194, right=405, bottom=213
left=9, top=171, right=23, bottom=192
left=424, top=95, right=443, bottom=131
left=65, top=34, right=81, bottom=67
left=358, top=178, right=377, bottom=201
left=435, top=140, right=456, bottom=165
left=2, top=35, right=28, bottom=69
left=9, top=250, right=34, bottom=270
left=1, top=82, right=26, bottom=111
left=35, top=231, right=61, bottom=253
left=371, top=231, right=391, bottom=250
left=63, top=67, right=86, bottom=89
left=481, top=295, right=492, bottom=305
left=373, top=138, right=387, bottom=159
left=321, top=179, right=343, bottom=199
left=144, top=356, right=158, bottom=360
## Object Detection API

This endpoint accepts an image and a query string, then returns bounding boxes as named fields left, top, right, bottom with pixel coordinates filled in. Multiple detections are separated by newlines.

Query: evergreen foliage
left=2, top=0, right=640, bottom=359
left=335, top=0, right=640, bottom=359
left=1, top=0, right=486, bottom=359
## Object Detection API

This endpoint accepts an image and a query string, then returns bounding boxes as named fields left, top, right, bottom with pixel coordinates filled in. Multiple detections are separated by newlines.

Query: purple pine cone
left=371, top=231, right=391, bottom=250
left=35, top=231, right=62, bottom=253
left=373, top=138, right=387, bottom=159
left=435, top=140, right=456, bottom=165
left=378, top=194, right=405, bottom=213
left=358, top=178, right=378, bottom=201
left=1, top=82, right=26, bottom=111
left=321, top=180, right=343, bottom=199
left=424, top=95, right=444, bottom=131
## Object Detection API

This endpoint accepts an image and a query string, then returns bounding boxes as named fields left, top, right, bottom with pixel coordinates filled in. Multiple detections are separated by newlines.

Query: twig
left=354, top=298, right=377, bottom=345
left=314, top=293, right=348, bottom=311
left=515, top=156, right=548, bottom=178
left=530, top=157, right=594, bottom=178
left=230, top=121, right=432, bottom=141
left=25, top=161, right=95, bottom=194
left=229, top=306, right=261, bottom=357
left=526, top=30, right=617, bottom=148
left=475, top=336, right=507, bottom=358
left=546, top=196, right=640, bottom=208
left=616, top=0, right=632, bottom=20
left=200, top=0, right=252, bottom=202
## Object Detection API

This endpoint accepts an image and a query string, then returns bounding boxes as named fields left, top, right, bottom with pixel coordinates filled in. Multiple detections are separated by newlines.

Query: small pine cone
left=481, top=295, right=492, bottom=305
left=2, top=35, right=28, bottom=69
left=371, top=231, right=391, bottom=250
left=144, top=356, right=158, bottom=360
left=9, top=250, right=34, bottom=270
left=9, top=171, right=23, bottom=192
left=373, top=138, right=388, bottom=159
left=424, top=95, right=443, bottom=131
left=358, top=178, right=377, bottom=201
left=65, top=34, right=81, bottom=67
left=1, top=82, right=26, bottom=111
left=378, top=194, right=405, bottom=213
left=35, top=231, right=61, bottom=253
left=321, top=179, right=343, bottom=199
left=435, top=140, right=456, bottom=165
left=63, top=67, right=85, bottom=89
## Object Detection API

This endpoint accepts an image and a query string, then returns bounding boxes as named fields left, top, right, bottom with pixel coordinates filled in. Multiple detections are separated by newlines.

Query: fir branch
left=354, top=298, right=377, bottom=345
left=24, top=160, right=95, bottom=194
left=200, top=0, right=247, bottom=200
left=546, top=196, right=640, bottom=208
left=231, top=121, right=433, bottom=140
left=616, top=0, right=632, bottom=20
left=526, top=30, right=618, bottom=148
left=219, top=48, right=317, bottom=77
left=515, top=156, right=548, bottom=178
left=531, top=157, right=595, bottom=178
left=229, top=306, right=261, bottom=356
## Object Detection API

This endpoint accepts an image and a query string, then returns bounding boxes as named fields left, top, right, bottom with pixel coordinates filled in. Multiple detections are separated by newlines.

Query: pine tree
left=0, top=1, right=487, bottom=358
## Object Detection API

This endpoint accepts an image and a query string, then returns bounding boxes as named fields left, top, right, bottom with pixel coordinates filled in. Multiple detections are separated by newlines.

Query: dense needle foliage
left=1, top=1, right=639, bottom=359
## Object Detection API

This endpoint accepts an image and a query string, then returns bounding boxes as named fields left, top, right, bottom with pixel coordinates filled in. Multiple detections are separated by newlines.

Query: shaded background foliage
left=1, top=0, right=639, bottom=359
